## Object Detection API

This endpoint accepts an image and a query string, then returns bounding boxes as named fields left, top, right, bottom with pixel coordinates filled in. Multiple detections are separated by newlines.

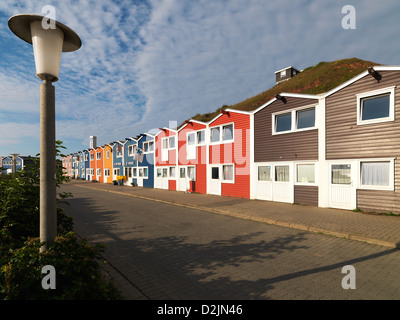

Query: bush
left=1, top=232, right=121, bottom=300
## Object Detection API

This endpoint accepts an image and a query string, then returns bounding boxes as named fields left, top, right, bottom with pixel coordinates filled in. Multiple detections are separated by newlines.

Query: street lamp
left=8, top=14, right=81, bottom=251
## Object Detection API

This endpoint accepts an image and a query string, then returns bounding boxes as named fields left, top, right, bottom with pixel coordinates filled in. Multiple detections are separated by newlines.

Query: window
left=157, top=168, right=162, bottom=177
left=258, top=166, right=271, bottom=181
left=212, top=167, right=219, bottom=180
left=162, top=168, right=168, bottom=178
left=104, top=169, right=110, bottom=177
left=128, top=145, right=135, bottom=156
left=180, top=167, right=186, bottom=178
left=169, top=136, right=175, bottom=149
left=90, top=154, right=94, bottom=161
left=85, top=154, right=88, bottom=161
left=296, top=164, right=315, bottom=183
left=144, top=141, right=154, bottom=153
left=197, top=130, right=205, bottom=144
left=361, top=161, right=390, bottom=187
left=297, top=108, right=315, bottom=129
left=187, top=166, right=196, bottom=180
left=275, top=113, right=292, bottom=132
left=222, top=164, right=234, bottom=182
left=139, top=168, right=143, bottom=177
left=357, top=87, right=395, bottom=125
left=127, top=168, right=132, bottom=178
left=162, top=138, right=169, bottom=149
left=211, top=127, right=220, bottom=143
left=187, top=133, right=195, bottom=145
left=331, top=165, right=351, bottom=185
left=273, top=106, right=316, bottom=134
left=96, top=152, right=101, bottom=160
left=106, top=150, right=110, bottom=159
left=275, top=165, right=289, bottom=182
left=222, top=124, right=233, bottom=141
left=143, top=168, right=148, bottom=178
left=280, top=70, right=286, bottom=78
left=133, top=168, right=137, bottom=177
left=169, top=166, right=175, bottom=178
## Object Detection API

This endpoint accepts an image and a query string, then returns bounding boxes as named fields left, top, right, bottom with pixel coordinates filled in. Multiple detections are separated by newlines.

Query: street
left=60, top=183, right=400, bottom=300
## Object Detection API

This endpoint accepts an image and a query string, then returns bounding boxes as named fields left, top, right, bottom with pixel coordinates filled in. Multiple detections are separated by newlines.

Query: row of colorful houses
left=63, top=66, right=400, bottom=214
left=0, top=155, right=35, bottom=174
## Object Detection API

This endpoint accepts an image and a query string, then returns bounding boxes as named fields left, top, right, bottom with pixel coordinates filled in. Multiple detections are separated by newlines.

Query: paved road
left=60, top=183, right=400, bottom=300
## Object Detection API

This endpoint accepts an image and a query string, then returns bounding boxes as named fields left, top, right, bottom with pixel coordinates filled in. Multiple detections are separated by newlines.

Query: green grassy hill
left=187, top=57, right=381, bottom=124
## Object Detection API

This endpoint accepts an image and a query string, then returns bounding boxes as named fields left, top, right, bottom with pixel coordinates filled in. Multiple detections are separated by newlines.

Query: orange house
left=95, top=146, right=104, bottom=183
left=102, top=144, right=113, bottom=183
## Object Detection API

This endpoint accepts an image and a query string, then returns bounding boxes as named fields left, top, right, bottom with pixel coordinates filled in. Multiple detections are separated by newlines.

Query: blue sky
left=1, top=0, right=400, bottom=157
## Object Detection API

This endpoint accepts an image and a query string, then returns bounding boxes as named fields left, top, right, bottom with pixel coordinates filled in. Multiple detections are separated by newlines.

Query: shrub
left=1, top=232, right=121, bottom=300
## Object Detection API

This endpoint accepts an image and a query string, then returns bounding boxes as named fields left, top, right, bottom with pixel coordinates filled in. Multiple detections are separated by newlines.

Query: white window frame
left=210, top=122, right=235, bottom=145
left=168, top=136, right=176, bottom=149
left=96, top=152, right=101, bottom=160
left=96, top=168, right=101, bottom=176
left=143, top=141, right=154, bottom=153
left=169, top=166, right=176, bottom=179
left=295, top=162, right=317, bottom=186
left=222, top=164, right=235, bottom=183
left=196, top=129, right=206, bottom=145
left=104, top=168, right=110, bottom=177
left=272, top=104, right=317, bottom=135
left=85, top=154, right=88, bottom=161
left=187, top=165, right=196, bottom=181
left=90, top=153, right=94, bottom=161
left=186, top=132, right=197, bottom=160
left=357, top=86, right=395, bottom=126
left=358, top=158, right=394, bottom=191
left=128, top=145, right=135, bottom=156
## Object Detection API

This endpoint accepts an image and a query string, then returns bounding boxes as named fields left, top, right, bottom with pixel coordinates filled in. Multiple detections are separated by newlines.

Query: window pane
left=361, top=162, right=389, bottom=186
left=187, top=133, right=195, bottom=145
left=169, top=167, right=175, bottom=177
left=169, top=136, right=175, bottom=148
left=133, top=168, right=137, bottom=177
left=180, top=168, right=186, bottom=178
left=197, top=130, right=205, bottom=144
left=297, top=164, right=315, bottom=183
left=162, top=168, right=168, bottom=177
left=139, top=168, right=143, bottom=177
left=223, top=165, right=233, bottom=181
left=211, top=127, right=220, bottom=142
left=149, top=141, right=154, bottom=151
left=162, top=139, right=168, bottom=149
left=144, top=168, right=148, bottom=177
left=143, top=143, right=148, bottom=152
left=275, top=166, right=289, bottom=182
left=212, top=167, right=219, bottom=179
left=258, top=166, right=271, bottom=181
left=332, top=165, right=351, bottom=184
left=188, top=166, right=196, bottom=180
left=157, top=168, right=161, bottom=177
left=222, top=124, right=233, bottom=140
left=276, top=113, right=291, bottom=132
left=297, top=108, right=315, bottom=129
left=361, top=94, right=390, bottom=121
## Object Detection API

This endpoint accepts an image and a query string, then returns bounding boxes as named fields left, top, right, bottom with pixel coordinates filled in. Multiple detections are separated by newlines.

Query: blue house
left=1, top=155, right=35, bottom=174
left=112, top=141, right=124, bottom=182
left=133, top=133, right=155, bottom=188
left=123, top=137, right=138, bottom=186
left=79, top=150, right=90, bottom=180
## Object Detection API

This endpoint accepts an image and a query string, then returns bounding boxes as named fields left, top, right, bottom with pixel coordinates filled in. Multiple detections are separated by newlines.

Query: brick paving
left=60, top=181, right=400, bottom=300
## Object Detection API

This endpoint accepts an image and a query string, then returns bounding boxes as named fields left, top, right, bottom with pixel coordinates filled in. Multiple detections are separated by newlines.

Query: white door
left=329, top=162, right=357, bottom=210
left=209, top=165, right=221, bottom=195
left=178, top=167, right=187, bottom=191
left=255, top=164, right=273, bottom=200
left=137, top=167, right=144, bottom=187
left=272, top=164, right=293, bottom=203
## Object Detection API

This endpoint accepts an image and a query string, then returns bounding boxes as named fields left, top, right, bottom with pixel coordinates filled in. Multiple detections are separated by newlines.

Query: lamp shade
left=30, top=20, right=64, bottom=81
left=8, top=14, right=81, bottom=82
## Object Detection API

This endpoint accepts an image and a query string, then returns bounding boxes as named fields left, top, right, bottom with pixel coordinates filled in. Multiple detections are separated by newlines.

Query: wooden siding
left=294, top=185, right=318, bottom=207
left=155, top=129, right=177, bottom=166
left=254, top=96, right=319, bottom=162
left=326, top=70, right=400, bottom=214
left=209, top=112, right=251, bottom=199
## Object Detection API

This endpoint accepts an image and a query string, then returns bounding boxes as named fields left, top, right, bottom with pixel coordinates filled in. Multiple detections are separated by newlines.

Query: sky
left=1, top=0, right=400, bottom=157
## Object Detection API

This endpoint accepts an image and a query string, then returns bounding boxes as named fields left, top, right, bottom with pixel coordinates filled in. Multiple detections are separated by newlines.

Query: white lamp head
left=8, top=14, right=81, bottom=82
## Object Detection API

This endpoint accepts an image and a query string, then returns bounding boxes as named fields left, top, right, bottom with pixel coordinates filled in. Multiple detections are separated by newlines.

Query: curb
left=74, top=184, right=400, bottom=249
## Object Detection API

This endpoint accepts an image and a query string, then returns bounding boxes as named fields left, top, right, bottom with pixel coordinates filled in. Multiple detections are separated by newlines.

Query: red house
left=207, top=109, right=252, bottom=198
left=177, top=119, right=208, bottom=193
left=154, top=127, right=178, bottom=190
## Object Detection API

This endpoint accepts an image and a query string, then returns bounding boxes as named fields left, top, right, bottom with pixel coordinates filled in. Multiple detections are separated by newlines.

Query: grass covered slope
left=190, top=57, right=381, bottom=124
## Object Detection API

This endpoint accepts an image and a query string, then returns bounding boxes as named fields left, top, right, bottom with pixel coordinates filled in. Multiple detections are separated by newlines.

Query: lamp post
left=8, top=14, right=81, bottom=251
left=10, top=153, right=19, bottom=173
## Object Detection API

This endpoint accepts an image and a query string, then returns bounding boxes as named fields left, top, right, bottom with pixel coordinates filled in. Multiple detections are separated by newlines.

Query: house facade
left=123, top=138, right=138, bottom=186
left=112, top=141, right=124, bottom=182
left=208, top=109, right=252, bottom=199
left=102, top=144, right=113, bottom=184
left=252, top=93, right=321, bottom=205
left=154, top=128, right=178, bottom=190
left=177, top=120, right=208, bottom=193
left=133, top=133, right=155, bottom=188
left=320, top=66, right=400, bottom=213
